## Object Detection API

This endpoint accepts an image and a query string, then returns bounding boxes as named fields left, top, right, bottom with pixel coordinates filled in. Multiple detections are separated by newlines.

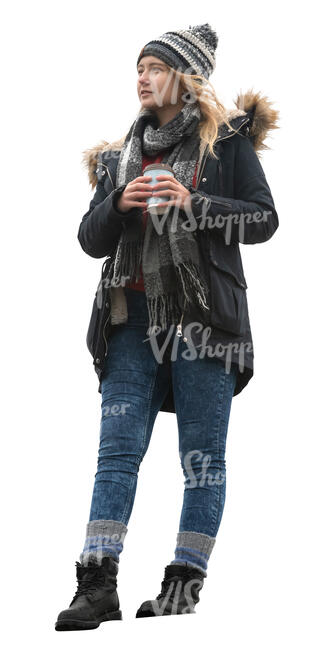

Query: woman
left=55, top=23, right=279, bottom=629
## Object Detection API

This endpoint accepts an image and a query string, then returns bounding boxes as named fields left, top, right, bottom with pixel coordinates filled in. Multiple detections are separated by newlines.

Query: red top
left=126, top=153, right=199, bottom=292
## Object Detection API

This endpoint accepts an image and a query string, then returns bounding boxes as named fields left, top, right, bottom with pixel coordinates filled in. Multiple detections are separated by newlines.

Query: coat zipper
left=97, top=164, right=115, bottom=359
left=106, top=165, right=114, bottom=189
left=174, top=144, right=208, bottom=342
left=175, top=119, right=249, bottom=340
left=176, top=297, right=188, bottom=341
left=194, top=116, right=249, bottom=190
left=98, top=161, right=115, bottom=190
left=210, top=197, right=232, bottom=208
left=196, top=145, right=209, bottom=188
left=100, top=257, right=112, bottom=358
left=103, top=306, right=111, bottom=356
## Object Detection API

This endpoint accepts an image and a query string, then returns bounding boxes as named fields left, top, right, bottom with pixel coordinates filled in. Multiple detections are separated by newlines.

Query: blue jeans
left=88, top=287, right=237, bottom=539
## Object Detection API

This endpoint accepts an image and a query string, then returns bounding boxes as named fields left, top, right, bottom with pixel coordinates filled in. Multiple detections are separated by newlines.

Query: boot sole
left=136, top=609, right=195, bottom=617
left=55, top=609, right=122, bottom=630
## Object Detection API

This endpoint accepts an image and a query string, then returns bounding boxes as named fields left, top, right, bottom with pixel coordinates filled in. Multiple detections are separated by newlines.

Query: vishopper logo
left=150, top=575, right=204, bottom=615
left=149, top=199, right=196, bottom=235
left=149, top=195, right=272, bottom=244
left=102, top=403, right=131, bottom=417
left=181, top=449, right=225, bottom=488
left=145, top=64, right=203, bottom=108
left=194, top=208, right=272, bottom=246
left=96, top=274, right=132, bottom=309
left=97, top=149, right=121, bottom=162
left=101, top=275, right=132, bottom=289
left=82, top=531, right=127, bottom=567
left=143, top=321, right=253, bottom=373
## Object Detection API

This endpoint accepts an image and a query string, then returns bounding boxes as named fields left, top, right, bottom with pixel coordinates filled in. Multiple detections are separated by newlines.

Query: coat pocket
left=209, top=259, right=248, bottom=336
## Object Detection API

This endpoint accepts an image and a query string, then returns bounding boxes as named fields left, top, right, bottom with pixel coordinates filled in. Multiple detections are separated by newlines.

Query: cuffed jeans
left=80, top=287, right=237, bottom=573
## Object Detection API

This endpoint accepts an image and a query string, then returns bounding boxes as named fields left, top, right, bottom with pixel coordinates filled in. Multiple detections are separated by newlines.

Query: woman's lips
left=141, top=91, right=152, bottom=96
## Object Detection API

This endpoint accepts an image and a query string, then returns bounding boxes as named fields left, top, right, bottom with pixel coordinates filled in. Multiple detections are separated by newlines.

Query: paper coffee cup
left=143, top=163, right=174, bottom=215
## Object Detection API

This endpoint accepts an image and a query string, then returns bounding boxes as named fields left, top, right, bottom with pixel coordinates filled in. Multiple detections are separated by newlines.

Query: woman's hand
left=150, top=175, right=192, bottom=210
left=116, top=175, right=153, bottom=213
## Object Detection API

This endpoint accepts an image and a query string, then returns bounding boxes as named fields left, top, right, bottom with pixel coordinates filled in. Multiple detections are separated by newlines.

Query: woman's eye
left=138, top=68, right=161, bottom=74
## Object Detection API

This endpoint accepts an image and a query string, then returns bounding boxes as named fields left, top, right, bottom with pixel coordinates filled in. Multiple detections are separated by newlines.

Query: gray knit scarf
left=107, top=101, right=210, bottom=336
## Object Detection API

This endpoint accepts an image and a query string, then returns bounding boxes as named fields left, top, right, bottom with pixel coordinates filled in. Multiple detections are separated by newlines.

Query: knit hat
left=136, top=23, right=218, bottom=80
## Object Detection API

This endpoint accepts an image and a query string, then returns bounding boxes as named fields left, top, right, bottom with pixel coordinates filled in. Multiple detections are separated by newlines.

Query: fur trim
left=82, top=89, right=279, bottom=188
left=234, top=88, right=280, bottom=155
left=82, top=137, right=126, bottom=189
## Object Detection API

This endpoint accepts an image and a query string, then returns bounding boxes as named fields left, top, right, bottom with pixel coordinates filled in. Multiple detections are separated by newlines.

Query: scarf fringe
left=146, top=260, right=210, bottom=336
left=108, top=246, right=210, bottom=334
left=109, top=237, right=143, bottom=287
left=176, top=260, right=210, bottom=311
left=146, top=292, right=181, bottom=336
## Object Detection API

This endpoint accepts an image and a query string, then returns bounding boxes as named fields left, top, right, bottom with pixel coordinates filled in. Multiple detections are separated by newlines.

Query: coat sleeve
left=77, top=179, right=139, bottom=259
left=189, top=134, right=279, bottom=245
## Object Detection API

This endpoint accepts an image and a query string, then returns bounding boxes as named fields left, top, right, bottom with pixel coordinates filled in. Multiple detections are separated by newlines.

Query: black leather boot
left=135, top=563, right=206, bottom=617
left=55, top=556, right=122, bottom=630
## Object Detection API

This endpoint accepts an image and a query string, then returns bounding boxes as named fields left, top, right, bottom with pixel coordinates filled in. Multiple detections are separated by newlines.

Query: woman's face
left=137, top=55, right=183, bottom=108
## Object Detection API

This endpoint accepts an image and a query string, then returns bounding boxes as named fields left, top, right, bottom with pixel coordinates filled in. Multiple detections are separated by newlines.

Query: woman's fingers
left=128, top=190, right=153, bottom=199
left=124, top=201, right=148, bottom=208
left=127, top=184, right=153, bottom=195
left=122, top=175, right=183, bottom=210
left=152, top=177, right=178, bottom=188
left=129, top=176, right=152, bottom=187
left=151, top=189, right=177, bottom=196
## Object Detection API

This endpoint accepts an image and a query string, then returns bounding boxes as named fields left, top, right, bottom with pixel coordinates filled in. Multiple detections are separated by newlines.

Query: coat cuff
left=111, top=184, right=143, bottom=222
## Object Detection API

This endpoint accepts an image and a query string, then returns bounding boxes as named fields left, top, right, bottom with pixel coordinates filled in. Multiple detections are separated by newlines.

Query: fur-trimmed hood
left=82, top=89, right=279, bottom=190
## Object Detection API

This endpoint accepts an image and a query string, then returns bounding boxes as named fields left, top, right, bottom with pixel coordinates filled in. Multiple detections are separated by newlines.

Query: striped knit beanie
left=136, top=23, right=218, bottom=80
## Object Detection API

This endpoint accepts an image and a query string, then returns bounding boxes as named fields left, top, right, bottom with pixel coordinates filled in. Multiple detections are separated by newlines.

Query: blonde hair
left=173, top=68, right=234, bottom=160
left=105, top=66, right=234, bottom=159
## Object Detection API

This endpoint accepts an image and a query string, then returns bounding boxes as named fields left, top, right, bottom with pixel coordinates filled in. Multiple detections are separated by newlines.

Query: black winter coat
left=78, top=90, right=279, bottom=413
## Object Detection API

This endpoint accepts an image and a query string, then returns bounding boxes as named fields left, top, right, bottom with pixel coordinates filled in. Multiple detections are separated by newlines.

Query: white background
left=1, top=1, right=324, bottom=648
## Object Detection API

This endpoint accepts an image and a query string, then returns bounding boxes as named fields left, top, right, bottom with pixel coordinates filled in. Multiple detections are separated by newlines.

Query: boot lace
left=71, top=564, right=105, bottom=604
left=156, top=569, right=202, bottom=600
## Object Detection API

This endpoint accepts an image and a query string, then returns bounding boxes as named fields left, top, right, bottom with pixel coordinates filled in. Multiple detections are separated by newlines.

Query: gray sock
left=79, top=519, right=128, bottom=566
left=170, top=530, right=216, bottom=576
